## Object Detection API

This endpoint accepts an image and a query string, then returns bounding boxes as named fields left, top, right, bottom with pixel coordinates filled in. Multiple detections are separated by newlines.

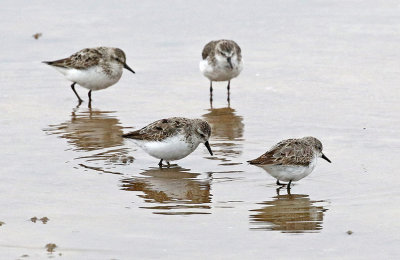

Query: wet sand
left=1, top=0, right=399, bottom=259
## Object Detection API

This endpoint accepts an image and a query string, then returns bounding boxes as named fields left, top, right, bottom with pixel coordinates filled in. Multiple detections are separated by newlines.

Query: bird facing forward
left=200, top=39, right=243, bottom=97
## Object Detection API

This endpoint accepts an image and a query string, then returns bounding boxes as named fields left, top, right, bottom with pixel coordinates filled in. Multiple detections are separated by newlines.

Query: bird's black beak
left=124, top=63, right=135, bottom=74
left=321, top=153, right=331, bottom=163
left=204, top=141, right=213, bottom=156
left=227, top=57, right=233, bottom=69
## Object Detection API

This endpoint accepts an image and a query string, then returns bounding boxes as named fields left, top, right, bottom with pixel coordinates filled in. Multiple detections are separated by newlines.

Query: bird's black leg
left=209, top=81, right=213, bottom=108
left=276, top=180, right=284, bottom=185
left=167, top=161, right=170, bottom=168
left=287, top=180, right=292, bottom=191
left=71, top=83, right=83, bottom=104
left=88, top=90, right=92, bottom=108
left=227, top=81, right=231, bottom=104
left=158, top=159, right=163, bottom=167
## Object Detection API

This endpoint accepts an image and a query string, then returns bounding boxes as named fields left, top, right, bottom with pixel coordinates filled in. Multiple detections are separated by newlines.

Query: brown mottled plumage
left=201, top=41, right=217, bottom=60
left=122, top=117, right=211, bottom=142
left=44, top=48, right=104, bottom=69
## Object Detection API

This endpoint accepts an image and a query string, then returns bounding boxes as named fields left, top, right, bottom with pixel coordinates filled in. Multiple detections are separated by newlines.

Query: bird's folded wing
left=122, top=118, right=186, bottom=142
left=43, top=48, right=102, bottom=69
left=248, top=140, right=313, bottom=166
left=201, top=41, right=217, bottom=60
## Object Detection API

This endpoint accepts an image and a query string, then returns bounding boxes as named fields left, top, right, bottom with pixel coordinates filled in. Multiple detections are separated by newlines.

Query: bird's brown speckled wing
left=231, top=40, right=242, bottom=58
left=43, top=48, right=102, bottom=69
left=122, top=117, right=190, bottom=142
left=202, top=41, right=217, bottom=60
left=248, top=139, right=313, bottom=166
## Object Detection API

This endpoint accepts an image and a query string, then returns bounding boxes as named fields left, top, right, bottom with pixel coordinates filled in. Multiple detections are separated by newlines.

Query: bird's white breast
left=200, top=56, right=243, bottom=82
left=54, top=63, right=123, bottom=91
left=261, top=157, right=318, bottom=182
left=134, top=135, right=200, bottom=162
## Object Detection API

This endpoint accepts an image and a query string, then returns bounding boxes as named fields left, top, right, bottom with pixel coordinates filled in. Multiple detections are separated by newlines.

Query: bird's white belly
left=261, top=158, right=317, bottom=182
left=200, top=59, right=242, bottom=82
left=55, top=66, right=122, bottom=91
left=135, top=135, right=199, bottom=162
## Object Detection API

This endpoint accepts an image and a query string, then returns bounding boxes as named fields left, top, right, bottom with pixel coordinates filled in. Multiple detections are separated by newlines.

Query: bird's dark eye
left=200, top=134, right=205, bottom=138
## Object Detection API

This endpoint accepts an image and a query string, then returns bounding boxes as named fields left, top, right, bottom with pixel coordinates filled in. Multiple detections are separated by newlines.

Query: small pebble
left=33, top=33, right=42, bottom=39
left=45, top=243, right=57, bottom=253
left=40, top=217, right=49, bottom=224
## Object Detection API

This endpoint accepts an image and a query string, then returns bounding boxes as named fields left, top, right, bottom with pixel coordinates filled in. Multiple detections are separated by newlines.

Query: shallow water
left=1, top=0, right=400, bottom=259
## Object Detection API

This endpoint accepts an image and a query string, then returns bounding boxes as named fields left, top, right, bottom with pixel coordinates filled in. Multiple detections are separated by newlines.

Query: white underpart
left=260, top=156, right=318, bottom=182
left=132, top=135, right=201, bottom=162
left=53, top=62, right=123, bottom=91
left=199, top=54, right=243, bottom=82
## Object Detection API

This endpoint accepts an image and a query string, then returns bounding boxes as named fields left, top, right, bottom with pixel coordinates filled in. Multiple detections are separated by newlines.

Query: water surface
left=0, top=0, right=399, bottom=259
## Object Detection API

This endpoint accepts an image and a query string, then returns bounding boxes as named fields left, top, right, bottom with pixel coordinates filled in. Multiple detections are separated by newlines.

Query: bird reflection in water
left=202, top=106, right=244, bottom=164
left=120, top=166, right=211, bottom=215
left=44, top=106, right=133, bottom=173
left=250, top=190, right=328, bottom=233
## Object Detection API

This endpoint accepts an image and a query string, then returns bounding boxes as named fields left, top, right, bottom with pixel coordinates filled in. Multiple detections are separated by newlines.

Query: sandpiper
left=200, top=39, right=243, bottom=99
left=248, top=137, right=331, bottom=190
left=43, top=47, right=135, bottom=104
left=122, top=117, right=213, bottom=167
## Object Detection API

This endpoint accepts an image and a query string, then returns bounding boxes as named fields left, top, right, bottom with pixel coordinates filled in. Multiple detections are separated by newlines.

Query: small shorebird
left=43, top=47, right=135, bottom=104
left=200, top=39, right=243, bottom=103
left=248, top=137, right=331, bottom=190
left=122, top=117, right=213, bottom=167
